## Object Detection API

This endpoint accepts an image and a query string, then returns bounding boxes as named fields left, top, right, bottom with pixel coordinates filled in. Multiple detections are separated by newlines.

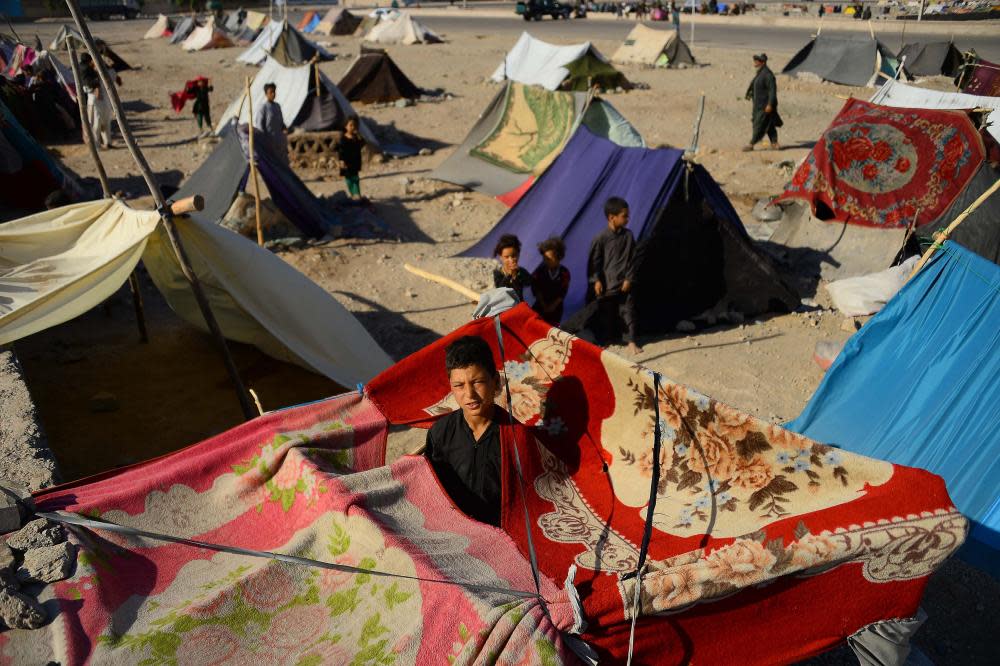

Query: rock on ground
left=5, top=519, right=65, bottom=552
left=16, top=541, right=76, bottom=584
left=0, top=349, right=59, bottom=492
left=0, top=585, right=46, bottom=630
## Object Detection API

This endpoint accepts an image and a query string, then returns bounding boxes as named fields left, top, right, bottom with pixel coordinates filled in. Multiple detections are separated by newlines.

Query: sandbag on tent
left=363, top=13, right=441, bottom=45
left=612, top=22, right=695, bottom=68
left=461, top=127, right=798, bottom=330
left=781, top=33, right=902, bottom=86
left=315, top=8, right=362, bottom=36
left=788, top=241, right=998, bottom=574
left=431, top=81, right=642, bottom=204
left=778, top=99, right=1000, bottom=267
left=168, top=16, right=196, bottom=45
left=492, top=31, right=627, bottom=91
left=897, top=41, right=963, bottom=77
left=143, top=13, right=173, bottom=40
left=215, top=57, right=378, bottom=148
left=49, top=25, right=132, bottom=71
left=236, top=20, right=332, bottom=66
left=338, top=47, right=421, bottom=104
left=0, top=199, right=392, bottom=386
left=869, top=78, right=1000, bottom=145
left=181, top=17, right=234, bottom=52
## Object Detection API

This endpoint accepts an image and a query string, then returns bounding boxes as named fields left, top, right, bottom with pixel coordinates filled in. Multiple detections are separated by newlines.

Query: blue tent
left=460, top=126, right=797, bottom=333
left=788, top=241, right=1000, bottom=575
left=301, top=13, right=321, bottom=33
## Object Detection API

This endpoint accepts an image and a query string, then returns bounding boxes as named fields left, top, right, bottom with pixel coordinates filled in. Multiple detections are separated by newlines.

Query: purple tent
left=460, top=127, right=797, bottom=333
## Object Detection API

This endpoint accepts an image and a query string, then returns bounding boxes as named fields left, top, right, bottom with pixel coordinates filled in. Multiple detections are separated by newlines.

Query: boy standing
left=256, top=82, right=288, bottom=166
left=587, top=196, right=641, bottom=355
left=336, top=115, right=365, bottom=200
left=531, top=236, right=570, bottom=326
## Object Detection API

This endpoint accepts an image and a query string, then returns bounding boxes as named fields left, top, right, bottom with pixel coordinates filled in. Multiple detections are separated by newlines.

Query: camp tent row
left=492, top=32, right=629, bottom=92
left=611, top=23, right=696, bottom=69
left=180, top=16, right=234, bottom=52
left=143, top=14, right=173, bottom=40
left=237, top=20, right=333, bottom=66
left=781, top=33, right=903, bottom=87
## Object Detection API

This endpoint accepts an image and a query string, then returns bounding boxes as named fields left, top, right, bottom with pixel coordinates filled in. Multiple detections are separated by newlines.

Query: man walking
left=81, top=53, right=116, bottom=149
left=255, top=82, right=288, bottom=165
left=743, top=53, right=782, bottom=152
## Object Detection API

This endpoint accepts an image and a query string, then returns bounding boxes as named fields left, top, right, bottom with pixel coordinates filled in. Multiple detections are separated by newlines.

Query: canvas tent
left=781, top=34, right=902, bottom=86
left=143, top=14, right=173, bottom=40
left=297, top=10, right=321, bottom=33
left=462, top=127, right=799, bottom=329
left=49, top=25, right=132, bottom=71
left=788, top=241, right=999, bottom=575
left=363, top=13, right=441, bottom=45
left=0, top=198, right=392, bottom=386
left=612, top=23, right=696, bottom=68
left=492, top=31, right=629, bottom=92
left=338, top=48, right=421, bottom=104
left=897, top=41, right=963, bottom=78
left=244, top=10, right=269, bottom=31
left=0, top=303, right=967, bottom=664
left=778, top=99, right=1000, bottom=269
left=236, top=20, right=332, bottom=66
left=431, top=81, right=643, bottom=204
left=168, top=16, right=196, bottom=45
left=315, top=8, right=363, bottom=36
left=181, top=17, right=234, bottom=52
left=215, top=57, right=379, bottom=148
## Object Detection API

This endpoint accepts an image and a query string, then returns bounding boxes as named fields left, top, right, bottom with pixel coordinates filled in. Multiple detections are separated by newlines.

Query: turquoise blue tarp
left=788, top=241, right=1000, bottom=575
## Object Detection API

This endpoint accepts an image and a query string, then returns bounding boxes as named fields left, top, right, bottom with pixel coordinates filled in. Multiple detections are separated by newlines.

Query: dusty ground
left=12, top=10, right=999, bottom=664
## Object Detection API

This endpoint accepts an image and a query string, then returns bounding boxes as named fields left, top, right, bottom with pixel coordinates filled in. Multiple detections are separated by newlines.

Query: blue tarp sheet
left=788, top=241, right=1000, bottom=574
left=301, top=14, right=321, bottom=33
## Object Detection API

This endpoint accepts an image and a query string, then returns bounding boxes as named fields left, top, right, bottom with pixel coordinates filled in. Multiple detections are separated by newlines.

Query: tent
left=143, top=14, right=173, bottom=40
left=781, top=34, right=902, bottom=86
left=315, top=8, right=363, bottom=36
left=897, top=40, right=963, bottom=77
left=612, top=22, right=696, bottom=68
left=168, top=16, right=196, bottom=45
left=788, top=241, right=998, bottom=574
left=243, top=9, right=269, bottom=31
left=869, top=78, right=1000, bottom=146
left=215, top=57, right=379, bottom=148
left=236, top=20, right=333, bottom=67
left=431, top=81, right=643, bottom=204
left=181, top=17, right=234, bottom=52
left=0, top=198, right=392, bottom=387
left=363, top=13, right=442, bottom=46
left=338, top=48, right=421, bottom=104
left=296, top=10, right=321, bottom=33
left=48, top=25, right=132, bottom=71
left=492, top=31, right=629, bottom=92
left=956, top=54, right=1000, bottom=97
left=778, top=99, right=1000, bottom=268
left=0, top=304, right=966, bottom=663
left=461, top=127, right=799, bottom=330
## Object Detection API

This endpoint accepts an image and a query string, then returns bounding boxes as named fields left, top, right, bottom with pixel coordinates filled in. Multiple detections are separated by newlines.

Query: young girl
left=492, top=234, right=532, bottom=302
left=531, top=236, right=570, bottom=326
left=191, top=77, right=213, bottom=138
left=337, top=115, right=365, bottom=200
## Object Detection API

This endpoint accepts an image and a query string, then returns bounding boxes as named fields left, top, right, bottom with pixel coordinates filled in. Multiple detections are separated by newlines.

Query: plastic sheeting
left=490, top=32, right=592, bottom=90
left=826, top=256, right=918, bottom=317
left=869, top=78, right=1000, bottom=145
left=788, top=241, right=1000, bottom=573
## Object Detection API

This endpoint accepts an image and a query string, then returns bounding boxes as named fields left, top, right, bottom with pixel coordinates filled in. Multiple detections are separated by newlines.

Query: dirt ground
left=12, top=11, right=999, bottom=664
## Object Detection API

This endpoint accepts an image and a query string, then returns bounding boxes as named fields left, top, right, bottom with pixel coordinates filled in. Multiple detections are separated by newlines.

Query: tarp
left=788, top=241, right=998, bottom=574
left=215, top=57, right=378, bottom=147
left=181, top=18, right=234, bottom=52
left=431, top=82, right=643, bottom=203
left=169, top=16, right=196, bottom=45
left=338, top=48, right=421, bottom=104
left=896, top=41, right=963, bottom=77
left=143, top=14, right=172, bottom=40
left=869, top=78, right=1000, bottom=145
left=0, top=199, right=393, bottom=387
left=316, top=8, right=362, bottom=36
left=461, top=127, right=798, bottom=328
left=237, top=21, right=331, bottom=66
left=781, top=34, right=902, bottom=87
left=296, top=10, right=318, bottom=32
left=957, top=55, right=1000, bottom=97
left=491, top=32, right=593, bottom=91
left=363, top=13, right=441, bottom=45
left=825, top=255, right=918, bottom=317
left=612, top=23, right=696, bottom=68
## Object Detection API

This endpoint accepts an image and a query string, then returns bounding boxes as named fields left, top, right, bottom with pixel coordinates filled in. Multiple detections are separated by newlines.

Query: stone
left=0, top=492, right=21, bottom=535
left=6, top=519, right=65, bottom=552
left=16, top=541, right=76, bottom=584
left=0, top=586, right=46, bottom=630
left=89, top=392, right=119, bottom=413
left=675, top=320, right=696, bottom=333
left=0, top=542, right=14, bottom=573
left=418, top=148, right=432, bottom=156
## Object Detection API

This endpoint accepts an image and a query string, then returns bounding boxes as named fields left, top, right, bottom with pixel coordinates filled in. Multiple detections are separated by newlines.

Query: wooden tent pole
left=908, top=178, right=1000, bottom=280
left=245, top=77, right=265, bottom=247
left=403, top=264, right=479, bottom=302
left=68, top=41, right=148, bottom=344
left=313, top=56, right=321, bottom=97
left=63, top=0, right=256, bottom=421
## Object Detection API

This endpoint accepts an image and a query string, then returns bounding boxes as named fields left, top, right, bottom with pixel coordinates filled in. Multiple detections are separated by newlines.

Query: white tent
left=490, top=32, right=595, bottom=91
left=182, top=17, right=234, bottom=52
left=363, top=13, right=441, bottom=46
left=0, top=199, right=392, bottom=387
left=143, top=14, right=172, bottom=40
left=237, top=20, right=283, bottom=64
left=870, top=79, right=1000, bottom=145
left=214, top=57, right=379, bottom=148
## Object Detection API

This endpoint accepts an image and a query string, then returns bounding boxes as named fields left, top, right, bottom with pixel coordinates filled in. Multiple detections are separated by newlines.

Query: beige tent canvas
left=315, top=8, right=362, bottom=36
left=612, top=23, right=695, bottom=68
left=364, top=13, right=441, bottom=46
left=182, top=18, right=234, bottom=52
left=243, top=10, right=269, bottom=31
left=143, top=14, right=172, bottom=40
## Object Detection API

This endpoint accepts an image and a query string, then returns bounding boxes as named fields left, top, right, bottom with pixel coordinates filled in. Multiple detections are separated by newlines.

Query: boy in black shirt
left=492, top=234, right=532, bottom=302
left=336, top=115, right=365, bottom=200
left=587, top=196, right=641, bottom=355
left=424, top=336, right=504, bottom=526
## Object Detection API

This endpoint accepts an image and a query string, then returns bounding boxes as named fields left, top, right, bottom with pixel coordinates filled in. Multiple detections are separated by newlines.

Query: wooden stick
left=63, top=0, right=256, bottom=421
left=314, top=59, right=321, bottom=98
left=909, top=178, right=1000, bottom=279
left=168, top=195, right=205, bottom=216
left=403, top=263, right=479, bottom=302
left=245, top=77, right=264, bottom=247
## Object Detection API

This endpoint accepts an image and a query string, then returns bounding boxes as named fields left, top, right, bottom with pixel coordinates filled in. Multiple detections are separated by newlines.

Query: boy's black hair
left=493, top=233, right=521, bottom=257
left=263, top=82, right=277, bottom=93
left=345, top=113, right=359, bottom=125
left=445, top=336, right=498, bottom=378
left=537, top=236, right=566, bottom=260
left=604, top=197, right=629, bottom=218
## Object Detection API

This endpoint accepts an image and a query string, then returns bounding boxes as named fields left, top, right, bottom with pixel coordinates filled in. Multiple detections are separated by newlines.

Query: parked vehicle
left=79, top=0, right=139, bottom=20
left=516, top=0, right=574, bottom=20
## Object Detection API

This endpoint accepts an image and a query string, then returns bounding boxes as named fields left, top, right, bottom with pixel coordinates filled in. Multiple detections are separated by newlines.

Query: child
left=336, top=115, right=365, bottom=200
left=492, top=234, right=532, bottom=302
left=191, top=77, right=213, bottom=137
left=531, top=236, right=570, bottom=326
left=587, top=196, right=641, bottom=355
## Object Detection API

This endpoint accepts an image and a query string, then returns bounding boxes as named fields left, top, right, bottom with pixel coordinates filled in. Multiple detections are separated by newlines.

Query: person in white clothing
left=81, top=53, right=119, bottom=149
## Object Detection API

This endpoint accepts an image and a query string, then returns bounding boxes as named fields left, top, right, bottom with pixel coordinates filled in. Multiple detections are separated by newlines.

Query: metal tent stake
left=63, top=0, right=256, bottom=421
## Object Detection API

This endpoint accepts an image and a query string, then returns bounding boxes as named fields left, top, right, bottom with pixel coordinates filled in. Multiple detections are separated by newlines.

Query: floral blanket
left=367, top=304, right=968, bottom=663
left=778, top=99, right=984, bottom=229
left=0, top=393, right=581, bottom=665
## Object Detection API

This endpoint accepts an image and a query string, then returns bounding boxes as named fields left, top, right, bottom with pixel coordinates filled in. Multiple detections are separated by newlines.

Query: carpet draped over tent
left=869, top=78, right=1000, bottom=146
left=956, top=54, right=1000, bottom=97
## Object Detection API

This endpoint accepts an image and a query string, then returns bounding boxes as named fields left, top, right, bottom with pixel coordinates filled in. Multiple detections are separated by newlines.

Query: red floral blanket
left=778, top=99, right=984, bottom=229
